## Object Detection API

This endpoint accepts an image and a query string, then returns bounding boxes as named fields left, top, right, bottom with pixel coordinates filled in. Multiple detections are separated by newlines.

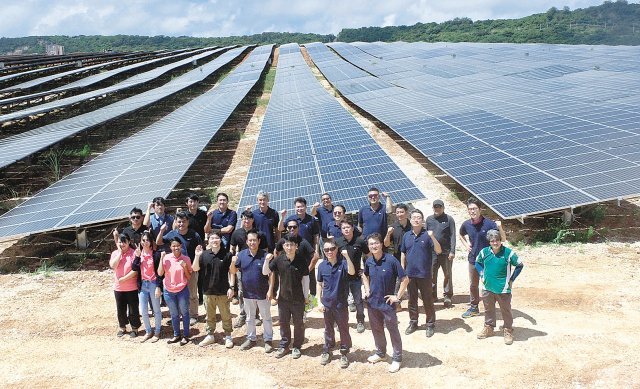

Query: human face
left=333, top=207, right=344, bottom=222
left=341, top=223, right=353, bottom=238
left=130, top=213, right=143, bottom=227
left=187, top=198, right=199, bottom=212
left=176, top=217, right=189, bottom=232
left=286, top=223, right=299, bottom=237
left=141, top=236, right=151, bottom=248
left=489, top=237, right=502, bottom=253
left=283, top=240, right=297, bottom=256
left=395, top=207, right=407, bottom=221
left=208, top=234, right=221, bottom=249
left=321, top=195, right=332, bottom=208
left=257, top=195, right=269, bottom=209
left=295, top=202, right=306, bottom=216
left=367, top=238, right=383, bottom=256
left=118, top=238, right=130, bottom=250
left=246, top=233, right=260, bottom=251
left=170, top=241, right=182, bottom=256
left=467, top=203, right=481, bottom=220
left=241, top=216, right=253, bottom=229
left=217, top=196, right=228, bottom=211
left=153, top=202, right=165, bottom=215
left=323, top=243, right=337, bottom=261
left=368, top=190, right=380, bottom=205
left=410, top=212, right=423, bottom=228
left=433, top=204, right=444, bottom=217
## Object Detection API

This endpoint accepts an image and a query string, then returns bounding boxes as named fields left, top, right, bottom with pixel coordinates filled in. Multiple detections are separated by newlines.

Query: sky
left=1, top=0, right=621, bottom=38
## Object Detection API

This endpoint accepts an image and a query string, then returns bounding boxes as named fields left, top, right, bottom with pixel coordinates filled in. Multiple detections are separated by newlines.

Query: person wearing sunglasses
left=316, top=238, right=356, bottom=368
left=112, top=207, right=149, bottom=248
left=358, top=187, right=394, bottom=241
left=110, top=233, right=141, bottom=338
left=326, top=204, right=346, bottom=240
left=275, top=220, right=318, bottom=307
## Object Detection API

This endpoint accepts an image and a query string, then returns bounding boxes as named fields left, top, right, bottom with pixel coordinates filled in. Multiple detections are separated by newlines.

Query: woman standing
left=158, top=237, right=194, bottom=345
left=110, top=233, right=141, bottom=338
left=134, top=231, right=162, bottom=343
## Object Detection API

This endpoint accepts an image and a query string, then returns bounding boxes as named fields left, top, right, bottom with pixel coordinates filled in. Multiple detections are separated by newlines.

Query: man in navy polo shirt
left=231, top=230, right=274, bottom=353
left=459, top=197, right=506, bottom=319
left=251, top=190, right=280, bottom=252
left=311, top=192, right=335, bottom=241
left=358, top=187, right=393, bottom=239
left=363, top=233, right=409, bottom=374
left=336, top=219, right=369, bottom=333
left=326, top=204, right=346, bottom=240
left=205, top=192, right=237, bottom=249
left=383, top=203, right=411, bottom=311
left=400, top=209, right=442, bottom=338
left=317, top=238, right=356, bottom=368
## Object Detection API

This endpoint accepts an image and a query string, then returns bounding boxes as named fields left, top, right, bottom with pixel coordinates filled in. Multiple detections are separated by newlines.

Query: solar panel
left=238, top=43, right=424, bottom=215
left=0, top=45, right=273, bottom=239
left=0, top=46, right=248, bottom=169
left=306, top=42, right=640, bottom=219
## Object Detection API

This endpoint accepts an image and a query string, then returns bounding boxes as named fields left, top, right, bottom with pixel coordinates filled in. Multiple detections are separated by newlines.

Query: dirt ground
left=2, top=47, right=640, bottom=388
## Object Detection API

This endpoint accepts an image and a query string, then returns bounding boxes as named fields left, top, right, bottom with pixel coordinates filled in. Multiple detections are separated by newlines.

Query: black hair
left=294, top=197, right=307, bottom=206
left=216, top=192, right=229, bottom=201
left=241, top=210, right=254, bottom=219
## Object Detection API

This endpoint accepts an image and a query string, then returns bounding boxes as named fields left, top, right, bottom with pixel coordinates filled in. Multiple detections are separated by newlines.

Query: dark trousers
left=114, top=290, right=141, bottom=329
left=367, top=306, right=402, bottom=362
left=407, top=277, right=435, bottom=328
left=198, top=270, right=204, bottom=304
left=431, top=251, right=453, bottom=298
left=482, top=290, right=513, bottom=329
left=469, top=262, right=480, bottom=307
left=323, top=305, right=352, bottom=353
left=349, top=279, right=365, bottom=323
left=309, top=268, right=317, bottom=296
left=278, top=299, right=305, bottom=349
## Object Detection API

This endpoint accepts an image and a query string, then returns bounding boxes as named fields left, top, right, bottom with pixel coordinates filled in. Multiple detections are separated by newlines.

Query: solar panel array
left=238, top=43, right=423, bottom=214
left=0, top=45, right=272, bottom=239
left=0, top=46, right=247, bottom=169
left=306, top=42, right=640, bottom=219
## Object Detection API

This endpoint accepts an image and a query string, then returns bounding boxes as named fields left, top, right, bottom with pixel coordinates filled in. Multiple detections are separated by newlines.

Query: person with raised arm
left=110, top=234, right=140, bottom=338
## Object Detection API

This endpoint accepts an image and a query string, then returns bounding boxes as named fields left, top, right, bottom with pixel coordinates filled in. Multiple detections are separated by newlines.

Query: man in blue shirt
left=144, top=196, right=174, bottom=253
left=363, top=233, right=409, bottom=374
left=325, top=204, right=346, bottom=240
left=400, top=209, right=442, bottom=338
left=459, top=197, right=506, bottom=318
left=336, top=219, right=369, bottom=333
left=317, top=238, right=355, bottom=368
left=311, top=192, right=335, bottom=241
left=231, top=230, right=274, bottom=353
left=251, top=190, right=280, bottom=252
left=358, top=187, right=393, bottom=239
left=205, top=192, right=237, bottom=248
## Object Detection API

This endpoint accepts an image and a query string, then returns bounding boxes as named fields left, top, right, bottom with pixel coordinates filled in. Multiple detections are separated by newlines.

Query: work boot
left=504, top=328, right=514, bottom=345
left=477, top=325, right=494, bottom=339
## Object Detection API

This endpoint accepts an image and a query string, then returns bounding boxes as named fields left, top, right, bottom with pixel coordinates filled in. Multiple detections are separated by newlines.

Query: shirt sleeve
left=229, top=210, right=238, bottom=228
left=162, top=230, right=174, bottom=243
left=509, top=250, right=521, bottom=266
left=363, top=258, right=370, bottom=277
left=476, top=248, right=486, bottom=264
left=183, top=256, right=193, bottom=271
left=459, top=221, right=468, bottom=237
left=234, top=255, right=242, bottom=270
left=268, top=257, right=278, bottom=272
left=394, top=256, right=406, bottom=280
left=357, top=208, right=364, bottom=226
left=273, top=210, right=279, bottom=227
left=317, top=265, right=324, bottom=283
left=449, top=215, right=457, bottom=252
left=312, top=217, right=320, bottom=236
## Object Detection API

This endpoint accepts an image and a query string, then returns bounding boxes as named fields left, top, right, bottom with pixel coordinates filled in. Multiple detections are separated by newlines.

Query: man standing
left=358, top=188, right=393, bottom=239
left=251, top=190, right=280, bottom=253
left=144, top=197, right=174, bottom=251
left=267, top=235, right=309, bottom=359
left=363, top=233, right=409, bottom=374
left=400, top=209, right=442, bottom=338
left=383, top=203, right=410, bottom=311
left=459, top=197, right=506, bottom=319
left=475, top=229, right=523, bottom=345
left=426, top=199, right=456, bottom=308
left=113, top=207, right=148, bottom=248
left=311, top=193, right=334, bottom=242
left=193, top=232, right=235, bottom=349
left=205, top=192, right=237, bottom=248
left=157, top=211, right=203, bottom=325
left=317, top=238, right=355, bottom=368
left=231, top=230, right=274, bottom=353
left=183, top=193, right=208, bottom=305
left=335, top=219, right=368, bottom=333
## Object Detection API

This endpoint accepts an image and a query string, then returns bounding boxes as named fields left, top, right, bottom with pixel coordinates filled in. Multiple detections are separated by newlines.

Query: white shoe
left=199, top=335, right=216, bottom=347
left=389, top=360, right=401, bottom=373
left=224, top=336, right=234, bottom=349
left=367, top=354, right=386, bottom=364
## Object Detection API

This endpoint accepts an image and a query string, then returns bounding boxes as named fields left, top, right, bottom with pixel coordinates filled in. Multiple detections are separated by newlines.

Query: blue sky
left=1, top=0, right=619, bottom=38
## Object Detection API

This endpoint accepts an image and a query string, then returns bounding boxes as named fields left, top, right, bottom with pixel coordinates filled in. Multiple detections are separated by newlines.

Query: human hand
left=134, top=243, right=141, bottom=257
left=195, top=245, right=203, bottom=256
left=385, top=294, right=399, bottom=304
left=312, top=202, right=320, bottom=208
left=227, top=288, right=235, bottom=299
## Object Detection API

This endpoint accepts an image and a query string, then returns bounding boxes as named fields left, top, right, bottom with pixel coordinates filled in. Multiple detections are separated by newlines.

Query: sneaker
left=356, top=322, right=365, bottom=334
left=504, top=328, right=514, bottom=345
left=199, top=335, right=216, bottom=347
left=140, top=332, right=154, bottom=343
left=462, top=307, right=480, bottom=318
left=340, top=355, right=349, bottom=368
left=167, top=336, right=182, bottom=344
left=274, top=347, right=288, bottom=358
left=388, top=360, right=401, bottom=373
left=405, top=322, right=418, bottom=335
left=240, top=339, right=256, bottom=350
left=180, top=337, right=190, bottom=346
left=321, top=352, right=331, bottom=365
left=292, top=348, right=302, bottom=359
left=367, top=354, right=386, bottom=364
left=150, top=335, right=160, bottom=343
left=348, top=303, right=356, bottom=312
left=477, top=325, right=494, bottom=339
left=264, top=342, right=274, bottom=353
left=443, top=296, right=452, bottom=308
left=129, top=330, right=138, bottom=338
left=189, top=318, right=198, bottom=326
left=426, top=327, right=435, bottom=338
left=234, top=316, right=246, bottom=328
left=116, top=329, right=126, bottom=337
left=225, top=336, right=234, bottom=349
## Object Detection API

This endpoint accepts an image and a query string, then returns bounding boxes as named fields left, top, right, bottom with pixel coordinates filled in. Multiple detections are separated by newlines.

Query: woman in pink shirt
left=110, top=234, right=141, bottom=338
left=158, top=237, right=194, bottom=345
left=133, top=231, right=162, bottom=343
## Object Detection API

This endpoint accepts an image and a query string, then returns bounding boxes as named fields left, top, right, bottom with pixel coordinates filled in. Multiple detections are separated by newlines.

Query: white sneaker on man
left=199, top=335, right=216, bottom=347
left=367, top=354, right=386, bottom=364
left=224, top=336, right=234, bottom=349
left=388, top=360, right=401, bottom=373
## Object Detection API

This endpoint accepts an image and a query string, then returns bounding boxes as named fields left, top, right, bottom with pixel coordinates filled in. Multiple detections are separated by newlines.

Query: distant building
left=46, top=44, right=64, bottom=56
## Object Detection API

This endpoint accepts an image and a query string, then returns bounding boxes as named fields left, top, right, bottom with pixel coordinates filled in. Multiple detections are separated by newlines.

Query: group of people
left=110, top=188, right=524, bottom=373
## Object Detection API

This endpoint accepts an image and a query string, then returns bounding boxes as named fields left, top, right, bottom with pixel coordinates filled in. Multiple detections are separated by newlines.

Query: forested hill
left=337, top=1, right=640, bottom=45
left=0, top=32, right=335, bottom=54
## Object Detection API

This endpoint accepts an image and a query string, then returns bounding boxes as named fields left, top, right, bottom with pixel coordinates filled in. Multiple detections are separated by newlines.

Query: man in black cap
left=426, top=199, right=456, bottom=307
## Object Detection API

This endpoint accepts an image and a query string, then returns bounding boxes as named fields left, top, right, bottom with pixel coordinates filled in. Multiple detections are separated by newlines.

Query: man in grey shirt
left=426, top=199, right=456, bottom=308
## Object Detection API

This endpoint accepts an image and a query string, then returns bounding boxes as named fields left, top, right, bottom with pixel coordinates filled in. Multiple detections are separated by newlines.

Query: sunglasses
left=321, top=197, right=331, bottom=201
left=130, top=215, right=142, bottom=220
left=323, top=246, right=337, bottom=253
left=287, top=225, right=298, bottom=229
left=333, top=211, right=343, bottom=215
left=368, top=194, right=379, bottom=198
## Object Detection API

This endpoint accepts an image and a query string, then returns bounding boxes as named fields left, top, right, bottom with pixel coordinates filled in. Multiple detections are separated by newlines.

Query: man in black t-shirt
left=336, top=219, right=369, bottom=333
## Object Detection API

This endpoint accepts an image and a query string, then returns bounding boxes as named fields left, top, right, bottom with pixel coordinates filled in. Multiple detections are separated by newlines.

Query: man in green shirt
left=475, top=229, right=523, bottom=345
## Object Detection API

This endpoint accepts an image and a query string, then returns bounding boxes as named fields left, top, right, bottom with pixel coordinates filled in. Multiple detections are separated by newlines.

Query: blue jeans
left=164, top=286, right=190, bottom=337
left=349, top=279, right=365, bottom=323
left=139, top=280, right=162, bottom=335
left=368, top=306, right=402, bottom=362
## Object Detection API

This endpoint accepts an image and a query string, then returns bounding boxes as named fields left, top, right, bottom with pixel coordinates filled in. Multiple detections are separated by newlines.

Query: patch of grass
left=34, top=260, right=60, bottom=277
left=65, top=144, right=91, bottom=158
